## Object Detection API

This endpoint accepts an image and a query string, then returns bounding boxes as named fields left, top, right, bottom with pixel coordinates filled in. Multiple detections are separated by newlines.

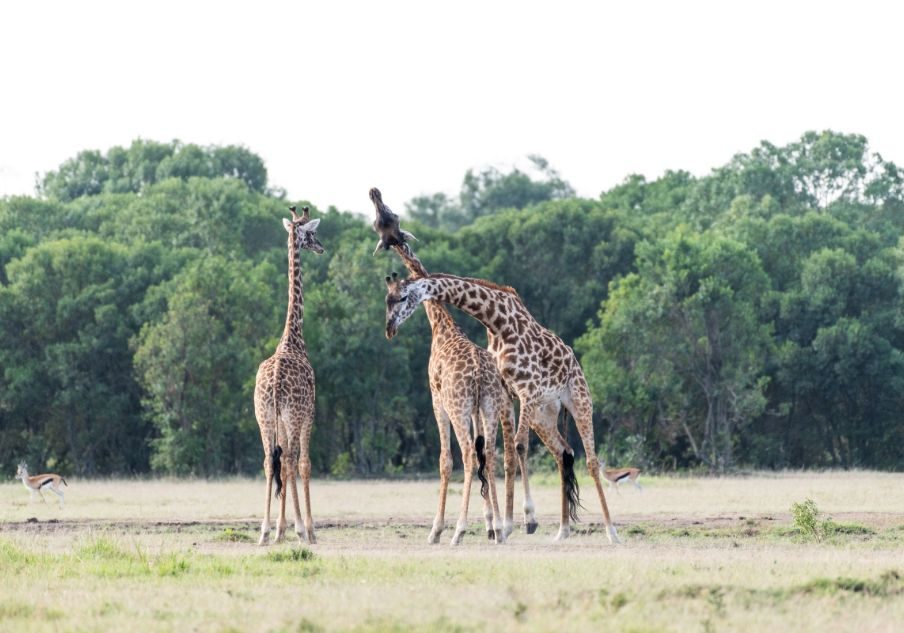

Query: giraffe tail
left=475, top=435, right=489, bottom=499
left=272, top=445, right=283, bottom=500
left=562, top=450, right=583, bottom=523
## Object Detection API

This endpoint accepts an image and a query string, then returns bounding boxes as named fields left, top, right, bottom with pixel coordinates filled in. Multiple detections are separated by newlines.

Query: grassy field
left=1, top=470, right=902, bottom=632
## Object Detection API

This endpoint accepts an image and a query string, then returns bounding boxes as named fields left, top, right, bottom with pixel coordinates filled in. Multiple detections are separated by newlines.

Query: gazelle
left=15, top=462, right=68, bottom=507
left=600, top=461, right=642, bottom=494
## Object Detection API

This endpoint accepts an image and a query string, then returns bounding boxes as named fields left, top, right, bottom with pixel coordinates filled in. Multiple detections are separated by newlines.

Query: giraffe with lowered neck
left=385, top=273, right=620, bottom=543
left=369, top=187, right=537, bottom=542
left=254, top=206, right=323, bottom=546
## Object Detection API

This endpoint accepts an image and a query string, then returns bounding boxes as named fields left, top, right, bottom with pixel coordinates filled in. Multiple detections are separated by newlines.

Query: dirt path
left=3, top=510, right=901, bottom=535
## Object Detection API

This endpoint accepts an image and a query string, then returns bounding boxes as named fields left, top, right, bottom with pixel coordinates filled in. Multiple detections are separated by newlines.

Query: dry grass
left=1, top=472, right=902, bottom=632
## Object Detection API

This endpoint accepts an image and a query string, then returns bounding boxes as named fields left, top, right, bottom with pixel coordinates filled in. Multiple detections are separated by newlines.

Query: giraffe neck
left=421, top=274, right=526, bottom=339
left=278, top=235, right=305, bottom=352
left=391, top=245, right=463, bottom=347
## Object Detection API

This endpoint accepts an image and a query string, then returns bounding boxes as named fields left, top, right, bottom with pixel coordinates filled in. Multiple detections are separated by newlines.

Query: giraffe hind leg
left=513, top=415, right=538, bottom=534
left=565, top=378, right=620, bottom=545
left=449, top=413, right=475, bottom=546
left=428, top=404, right=452, bottom=545
left=299, top=421, right=316, bottom=544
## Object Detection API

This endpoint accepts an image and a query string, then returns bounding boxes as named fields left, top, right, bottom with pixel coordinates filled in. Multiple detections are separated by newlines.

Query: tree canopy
left=1, top=131, right=901, bottom=476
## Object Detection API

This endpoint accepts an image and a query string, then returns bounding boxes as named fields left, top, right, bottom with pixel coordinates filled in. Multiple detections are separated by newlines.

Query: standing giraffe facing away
left=370, top=188, right=537, bottom=542
left=254, top=205, right=323, bottom=546
left=385, top=272, right=620, bottom=544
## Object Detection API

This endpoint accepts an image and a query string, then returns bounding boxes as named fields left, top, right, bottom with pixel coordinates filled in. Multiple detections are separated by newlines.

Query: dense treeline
left=1, top=132, right=901, bottom=476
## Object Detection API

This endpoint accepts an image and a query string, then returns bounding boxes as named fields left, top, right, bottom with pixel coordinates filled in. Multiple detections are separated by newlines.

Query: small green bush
left=790, top=499, right=824, bottom=541
left=267, top=548, right=315, bottom=563
left=215, top=528, right=254, bottom=543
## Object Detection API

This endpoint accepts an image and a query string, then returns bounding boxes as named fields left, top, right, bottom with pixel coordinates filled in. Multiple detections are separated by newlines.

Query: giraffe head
left=283, top=206, right=325, bottom=255
left=384, top=272, right=429, bottom=339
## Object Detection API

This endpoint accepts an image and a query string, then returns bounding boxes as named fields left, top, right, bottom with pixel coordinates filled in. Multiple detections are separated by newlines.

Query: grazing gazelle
left=600, top=461, right=642, bottom=494
left=15, top=462, right=68, bottom=507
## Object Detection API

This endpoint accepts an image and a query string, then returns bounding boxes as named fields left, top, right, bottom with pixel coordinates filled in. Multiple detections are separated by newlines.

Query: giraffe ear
left=282, top=218, right=293, bottom=233
left=301, top=218, right=321, bottom=232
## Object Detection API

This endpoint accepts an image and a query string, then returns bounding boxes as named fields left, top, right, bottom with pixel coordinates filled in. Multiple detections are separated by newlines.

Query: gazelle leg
left=50, top=485, right=65, bottom=508
left=428, top=403, right=452, bottom=544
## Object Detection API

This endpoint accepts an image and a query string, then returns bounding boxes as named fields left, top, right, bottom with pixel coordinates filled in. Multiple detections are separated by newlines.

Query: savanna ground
left=1, top=470, right=902, bottom=632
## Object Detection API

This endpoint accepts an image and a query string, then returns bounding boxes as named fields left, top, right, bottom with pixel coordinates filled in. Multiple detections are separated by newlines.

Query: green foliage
left=790, top=499, right=825, bottom=541
left=215, top=528, right=254, bottom=543
left=406, top=155, right=574, bottom=230
left=2, top=131, right=903, bottom=475
left=40, top=139, right=268, bottom=201
left=133, top=256, right=278, bottom=475
left=267, top=548, right=316, bottom=563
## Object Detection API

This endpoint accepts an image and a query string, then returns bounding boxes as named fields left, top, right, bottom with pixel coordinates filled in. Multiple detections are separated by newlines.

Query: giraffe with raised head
left=384, top=272, right=620, bottom=544
left=369, top=188, right=537, bottom=542
left=254, top=205, right=323, bottom=546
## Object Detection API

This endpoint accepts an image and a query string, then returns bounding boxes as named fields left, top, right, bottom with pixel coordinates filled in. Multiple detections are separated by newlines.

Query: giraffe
left=369, top=188, right=537, bottom=542
left=384, top=272, right=620, bottom=544
left=254, top=205, right=323, bottom=546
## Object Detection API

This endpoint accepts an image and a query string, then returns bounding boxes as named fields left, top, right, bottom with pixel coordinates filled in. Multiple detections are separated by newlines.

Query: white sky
left=1, top=1, right=902, bottom=216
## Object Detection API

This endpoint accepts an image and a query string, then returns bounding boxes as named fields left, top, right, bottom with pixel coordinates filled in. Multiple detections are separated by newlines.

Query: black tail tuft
left=562, top=450, right=583, bottom=523
left=475, top=435, right=489, bottom=499
left=272, top=445, right=283, bottom=500
left=61, top=477, right=68, bottom=487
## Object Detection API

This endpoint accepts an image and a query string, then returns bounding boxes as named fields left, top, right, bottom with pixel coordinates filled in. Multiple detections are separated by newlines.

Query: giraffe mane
left=428, top=273, right=520, bottom=298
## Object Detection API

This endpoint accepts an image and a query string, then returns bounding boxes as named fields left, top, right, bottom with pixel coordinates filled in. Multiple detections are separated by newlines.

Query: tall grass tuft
left=790, top=499, right=825, bottom=541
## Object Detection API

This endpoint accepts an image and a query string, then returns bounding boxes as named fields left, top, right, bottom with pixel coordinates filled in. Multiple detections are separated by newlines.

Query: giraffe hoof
left=258, top=535, right=270, bottom=547
left=486, top=529, right=495, bottom=541
left=526, top=522, right=539, bottom=535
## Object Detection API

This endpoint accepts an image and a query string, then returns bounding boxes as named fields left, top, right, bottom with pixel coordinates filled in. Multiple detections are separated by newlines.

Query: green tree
left=40, top=140, right=269, bottom=201
left=133, top=256, right=279, bottom=475
left=579, top=231, right=773, bottom=471
left=305, top=234, right=425, bottom=475
left=457, top=199, right=637, bottom=344
left=405, top=155, right=575, bottom=231
left=0, top=238, right=169, bottom=474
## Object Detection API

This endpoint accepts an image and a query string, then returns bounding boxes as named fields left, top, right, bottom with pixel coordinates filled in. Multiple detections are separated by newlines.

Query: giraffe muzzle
left=385, top=320, right=398, bottom=340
